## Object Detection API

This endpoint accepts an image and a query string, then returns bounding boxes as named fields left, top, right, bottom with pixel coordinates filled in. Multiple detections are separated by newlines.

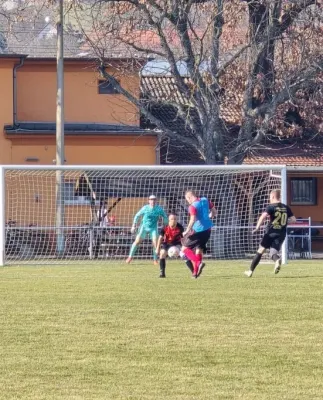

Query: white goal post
left=0, top=165, right=287, bottom=266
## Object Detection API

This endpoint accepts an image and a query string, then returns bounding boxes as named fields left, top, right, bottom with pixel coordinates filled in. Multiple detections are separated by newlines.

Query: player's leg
left=181, top=244, right=200, bottom=278
left=244, top=239, right=267, bottom=277
left=195, top=230, right=211, bottom=277
left=271, top=235, right=285, bottom=274
left=159, top=245, right=168, bottom=278
left=181, top=233, right=200, bottom=263
left=271, top=248, right=281, bottom=274
left=181, top=236, right=200, bottom=277
left=151, top=229, right=159, bottom=265
left=181, top=247, right=199, bottom=262
left=182, top=231, right=209, bottom=278
left=179, top=248, right=194, bottom=274
left=195, top=248, right=207, bottom=277
left=126, top=225, right=145, bottom=263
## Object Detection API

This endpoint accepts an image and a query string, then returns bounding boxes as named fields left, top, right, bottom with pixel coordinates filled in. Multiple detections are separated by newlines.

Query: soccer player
left=181, top=190, right=217, bottom=278
left=244, top=189, right=296, bottom=277
left=126, top=195, right=168, bottom=265
left=156, top=214, right=184, bottom=278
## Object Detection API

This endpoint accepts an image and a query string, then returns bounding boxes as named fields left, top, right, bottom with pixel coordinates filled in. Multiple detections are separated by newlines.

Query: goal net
left=1, top=165, right=286, bottom=265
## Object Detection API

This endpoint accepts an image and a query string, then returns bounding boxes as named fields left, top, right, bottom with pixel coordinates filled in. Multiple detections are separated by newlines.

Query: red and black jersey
left=159, top=223, right=184, bottom=245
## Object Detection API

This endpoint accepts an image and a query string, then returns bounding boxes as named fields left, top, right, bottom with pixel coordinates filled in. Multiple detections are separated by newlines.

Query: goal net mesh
left=4, top=167, right=283, bottom=265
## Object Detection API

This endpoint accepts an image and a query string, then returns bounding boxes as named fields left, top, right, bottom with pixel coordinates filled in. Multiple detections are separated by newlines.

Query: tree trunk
left=227, top=117, right=256, bottom=164
left=204, top=144, right=218, bottom=165
left=203, top=132, right=225, bottom=164
left=201, top=113, right=226, bottom=164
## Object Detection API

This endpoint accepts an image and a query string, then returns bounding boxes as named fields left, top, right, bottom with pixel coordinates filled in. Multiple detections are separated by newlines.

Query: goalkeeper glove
left=130, top=225, right=136, bottom=234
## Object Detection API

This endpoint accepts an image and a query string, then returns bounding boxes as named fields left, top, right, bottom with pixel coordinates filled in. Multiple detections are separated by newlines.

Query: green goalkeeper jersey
left=133, top=205, right=168, bottom=230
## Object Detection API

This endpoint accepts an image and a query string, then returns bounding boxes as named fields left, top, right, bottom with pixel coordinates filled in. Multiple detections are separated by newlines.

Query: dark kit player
left=245, top=189, right=296, bottom=277
left=156, top=214, right=184, bottom=278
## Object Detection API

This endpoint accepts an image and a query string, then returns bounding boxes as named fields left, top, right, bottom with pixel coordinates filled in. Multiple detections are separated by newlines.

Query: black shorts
left=181, top=229, right=211, bottom=252
left=160, top=242, right=181, bottom=251
left=261, top=232, right=286, bottom=252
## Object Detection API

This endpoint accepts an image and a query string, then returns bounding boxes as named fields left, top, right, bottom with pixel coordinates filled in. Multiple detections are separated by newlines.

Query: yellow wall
left=10, top=136, right=157, bottom=165
left=0, top=59, right=16, bottom=164
left=17, top=62, right=139, bottom=125
left=1, top=58, right=156, bottom=166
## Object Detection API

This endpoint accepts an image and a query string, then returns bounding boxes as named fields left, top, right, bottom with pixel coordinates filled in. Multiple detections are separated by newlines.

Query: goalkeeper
left=126, top=195, right=168, bottom=265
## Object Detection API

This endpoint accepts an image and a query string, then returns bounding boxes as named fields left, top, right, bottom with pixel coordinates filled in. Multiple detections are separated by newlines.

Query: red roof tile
left=245, top=156, right=323, bottom=166
left=244, top=143, right=323, bottom=166
left=141, top=75, right=242, bottom=125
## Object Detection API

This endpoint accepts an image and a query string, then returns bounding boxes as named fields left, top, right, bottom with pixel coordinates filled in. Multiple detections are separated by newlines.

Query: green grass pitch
left=0, top=261, right=323, bottom=399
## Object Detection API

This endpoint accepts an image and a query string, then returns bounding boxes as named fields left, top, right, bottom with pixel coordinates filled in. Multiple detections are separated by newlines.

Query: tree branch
left=210, top=0, right=224, bottom=77
left=98, top=65, right=200, bottom=150
left=215, top=44, right=250, bottom=79
left=176, top=17, right=209, bottom=120
left=279, top=0, right=316, bottom=34
left=252, top=56, right=323, bottom=119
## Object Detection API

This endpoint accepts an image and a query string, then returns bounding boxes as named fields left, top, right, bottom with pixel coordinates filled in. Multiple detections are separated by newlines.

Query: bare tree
left=2, top=0, right=322, bottom=164
left=71, top=0, right=323, bottom=164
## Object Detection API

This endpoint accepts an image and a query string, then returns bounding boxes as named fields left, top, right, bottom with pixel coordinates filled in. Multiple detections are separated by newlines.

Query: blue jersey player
left=126, top=195, right=168, bottom=265
left=181, top=190, right=216, bottom=278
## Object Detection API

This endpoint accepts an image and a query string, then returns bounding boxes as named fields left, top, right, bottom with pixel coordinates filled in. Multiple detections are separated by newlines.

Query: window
left=63, top=182, right=85, bottom=205
left=63, top=181, right=95, bottom=205
left=64, top=182, right=78, bottom=203
left=291, top=178, right=317, bottom=205
left=98, top=79, right=119, bottom=94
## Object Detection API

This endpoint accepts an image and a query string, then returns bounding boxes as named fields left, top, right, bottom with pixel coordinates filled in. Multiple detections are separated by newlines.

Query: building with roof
left=0, top=53, right=157, bottom=165
left=0, top=1, right=158, bottom=166
left=0, top=52, right=158, bottom=232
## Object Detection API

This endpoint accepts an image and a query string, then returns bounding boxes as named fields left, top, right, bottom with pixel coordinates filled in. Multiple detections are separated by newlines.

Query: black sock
left=160, top=258, right=166, bottom=275
left=185, top=260, right=193, bottom=273
left=272, top=254, right=280, bottom=262
left=250, top=252, right=262, bottom=272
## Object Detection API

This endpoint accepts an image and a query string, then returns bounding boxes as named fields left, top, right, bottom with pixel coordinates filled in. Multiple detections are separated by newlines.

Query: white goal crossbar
left=0, top=165, right=287, bottom=266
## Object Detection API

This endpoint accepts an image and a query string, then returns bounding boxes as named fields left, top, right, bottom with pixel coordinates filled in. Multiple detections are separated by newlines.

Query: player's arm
left=209, top=207, right=217, bottom=218
left=183, top=206, right=196, bottom=236
left=160, top=207, right=168, bottom=225
left=288, top=215, right=296, bottom=224
left=253, top=212, right=268, bottom=234
left=131, top=206, right=145, bottom=233
left=209, top=200, right=217, bottom=218
left=287, top=206, right=296, bottom=224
